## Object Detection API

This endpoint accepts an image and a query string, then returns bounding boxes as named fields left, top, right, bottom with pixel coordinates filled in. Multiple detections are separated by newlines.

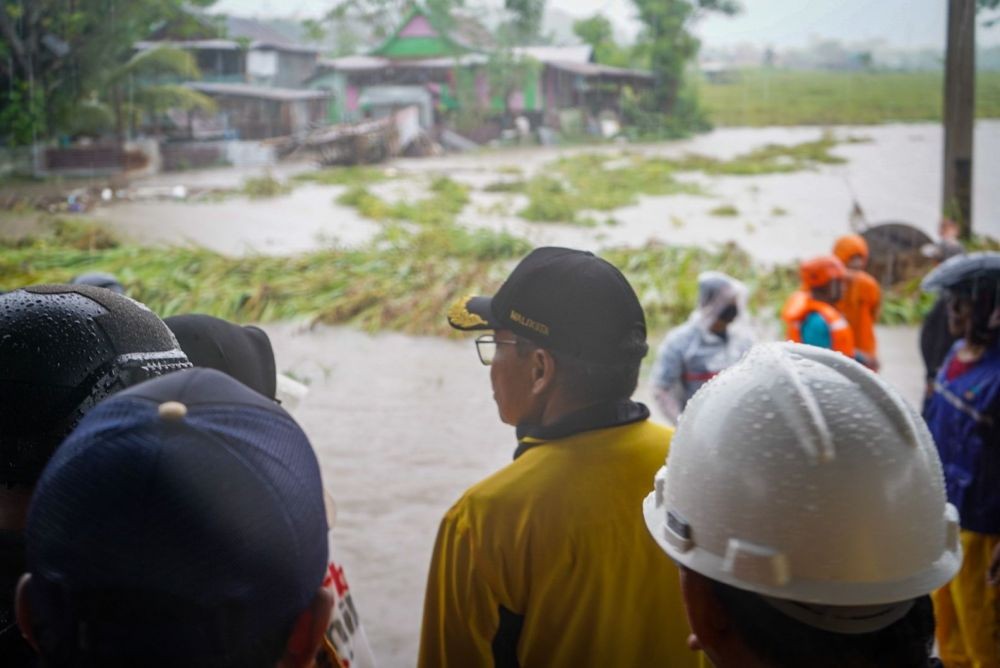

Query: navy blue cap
left=25, top=367, right=328, bottom=661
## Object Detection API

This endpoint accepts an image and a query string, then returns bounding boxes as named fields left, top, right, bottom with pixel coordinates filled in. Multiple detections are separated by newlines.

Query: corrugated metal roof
left=319, top=55, right=392, bottom=71
left=515, top=45, right=592, bottom=64
left=547, top=61, right=654, bottom=80
left=188, top=82, right=332, bottom=101
left=136, top=37, right=318, bottom=55
left=136, top=39, right=240, bottom=51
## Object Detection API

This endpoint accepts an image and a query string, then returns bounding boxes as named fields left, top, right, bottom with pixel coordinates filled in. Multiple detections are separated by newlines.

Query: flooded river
left=93, top=122, right=1000, bottom=263
left=265, top=322, right=925, bottom=666
left=55, top=125, right=962, bottom=663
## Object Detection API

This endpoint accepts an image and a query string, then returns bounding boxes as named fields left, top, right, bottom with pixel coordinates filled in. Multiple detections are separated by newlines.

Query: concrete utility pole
left=943, top=0, right=976, bottom=240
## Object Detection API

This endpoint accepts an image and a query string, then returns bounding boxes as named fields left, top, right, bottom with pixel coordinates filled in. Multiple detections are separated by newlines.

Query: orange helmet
left=833, top=234, right=869, bottom=265
left=800, top=255, right=847, bottom=289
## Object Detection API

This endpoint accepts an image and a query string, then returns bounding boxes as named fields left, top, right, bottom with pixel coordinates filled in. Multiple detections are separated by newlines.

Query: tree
left=503, top=0, right=545, bottom=45
left=105, top=47, right=216, bottom=139
left=485, top=48, right=540, bottom=122
left=573, top=13, right=630, bottom=68
left=0, top=0, right=216, bottom=145
left=631, top=0, right=739, bottom=117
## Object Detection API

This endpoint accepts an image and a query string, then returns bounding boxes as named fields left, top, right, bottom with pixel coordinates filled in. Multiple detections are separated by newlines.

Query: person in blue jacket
left=922, top=252, right=1000, bottom=668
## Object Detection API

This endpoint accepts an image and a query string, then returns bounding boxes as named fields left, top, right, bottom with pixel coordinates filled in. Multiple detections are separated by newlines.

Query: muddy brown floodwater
left=91, top=122, right=1000, bottom=263
left=262, top=322, right=924, bottom=666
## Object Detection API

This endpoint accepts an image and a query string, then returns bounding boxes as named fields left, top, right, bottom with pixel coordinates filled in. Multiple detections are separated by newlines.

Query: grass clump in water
left=336, top=176, right=470, bottom=227
left=677, top=134, right=844, bottom=175
left=519, top=177, right=579, bottom=223
left=515, top=135, right=841, bottom=225
left=518, top=154, right=701, bottom=224
left=241, top=173, right=293, bottom=199
left=483, top=180, right=527, bottom=193
left=709, top=204, right=739, bottom=217
left=294, top=166, right=393, bottom=187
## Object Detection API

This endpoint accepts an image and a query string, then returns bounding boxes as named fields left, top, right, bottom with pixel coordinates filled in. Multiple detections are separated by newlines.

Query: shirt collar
left=513, top=400, right=650, bottom=459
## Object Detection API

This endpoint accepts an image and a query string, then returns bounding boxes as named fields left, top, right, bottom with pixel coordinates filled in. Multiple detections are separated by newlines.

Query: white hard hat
left=643, top=342, right=961, bottom=607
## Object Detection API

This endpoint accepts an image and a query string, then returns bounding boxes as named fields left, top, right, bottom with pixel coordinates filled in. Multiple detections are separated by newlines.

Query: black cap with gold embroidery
left=447, top=247, right=648, bottom=364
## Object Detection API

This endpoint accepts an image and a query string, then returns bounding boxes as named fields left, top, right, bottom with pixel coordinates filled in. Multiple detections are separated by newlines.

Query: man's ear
left=529, top=347, right=557, bottom=397
left=279, top=587, right=335, bottom=668
left=678, top=567, right=730, bottom=654
left=15, top=573, right=41, bottom=653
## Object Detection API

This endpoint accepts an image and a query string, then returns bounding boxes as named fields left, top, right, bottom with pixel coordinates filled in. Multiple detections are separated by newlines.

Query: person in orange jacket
left=781, top=255, right=859, bottom=361
left=833, top=234, right=882, bottom=371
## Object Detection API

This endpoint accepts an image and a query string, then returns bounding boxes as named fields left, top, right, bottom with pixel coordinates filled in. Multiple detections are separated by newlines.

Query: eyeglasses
left=475, top=334, right=518, bottom=366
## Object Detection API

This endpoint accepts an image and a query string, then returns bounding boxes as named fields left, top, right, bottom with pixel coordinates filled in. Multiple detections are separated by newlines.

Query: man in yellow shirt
left=419, top=247, right=698, bottom=667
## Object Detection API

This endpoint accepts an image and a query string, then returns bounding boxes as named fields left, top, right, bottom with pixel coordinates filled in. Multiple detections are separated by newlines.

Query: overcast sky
left=210, top=0, right=1000, bottom=49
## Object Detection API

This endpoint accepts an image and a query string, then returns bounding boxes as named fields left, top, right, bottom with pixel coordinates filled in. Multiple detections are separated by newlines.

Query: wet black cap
left=447, top=247, right=648, bottom=364
left=0, top=285, right=190, bottom=485
left=165, top=314, right=277, bottom=400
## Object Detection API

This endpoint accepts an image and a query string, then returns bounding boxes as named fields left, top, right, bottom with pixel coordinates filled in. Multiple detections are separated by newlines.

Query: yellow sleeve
left=417, top=505, right=503, bottom=668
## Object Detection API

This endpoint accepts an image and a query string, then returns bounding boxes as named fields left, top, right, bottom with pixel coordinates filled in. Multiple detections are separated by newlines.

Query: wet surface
left=262, top=322, right=925, bottom=666
left=91, top=122, right=1000, bottom=262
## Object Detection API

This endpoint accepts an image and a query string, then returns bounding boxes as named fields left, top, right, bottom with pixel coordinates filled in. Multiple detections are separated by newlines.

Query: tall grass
left=698, top=69, right=1000, bottom=126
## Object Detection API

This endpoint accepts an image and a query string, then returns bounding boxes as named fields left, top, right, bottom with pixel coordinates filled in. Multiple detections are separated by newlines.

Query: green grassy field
left=697, top=69, right=1000, bottom=126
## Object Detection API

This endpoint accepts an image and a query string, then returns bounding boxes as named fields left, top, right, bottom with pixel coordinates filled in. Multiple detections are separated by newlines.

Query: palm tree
left=106, top=46, right=216, bottom=140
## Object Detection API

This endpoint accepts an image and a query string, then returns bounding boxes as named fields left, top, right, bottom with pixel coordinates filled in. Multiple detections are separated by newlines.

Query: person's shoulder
left=445, top=456, right=539, bottom=519
left=661, top=322, right=697, bottom=347
left=857, top=270, right=881, bottom=294
left=781, top=290, right=810, bottom=321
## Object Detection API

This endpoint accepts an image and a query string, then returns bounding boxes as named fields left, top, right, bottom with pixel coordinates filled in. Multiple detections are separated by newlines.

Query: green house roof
left=369, top=6, right=488, bottom=59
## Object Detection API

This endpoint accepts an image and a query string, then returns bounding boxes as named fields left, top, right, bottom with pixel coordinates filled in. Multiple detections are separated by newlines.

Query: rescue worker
left=420, top=247, right=699, bottom=667
left=781, top=255, right=864, bottom=364
left=650, top=271, right=753, bottom=424
left=921, top=252, right=1000, bottom=668
left=0, top=285, right=191, bottom=666
left=644, top=342, right=961, bottom=668
left=15, top=368, right=334, bottom=668
left=833, top=234, right=881, bottom=371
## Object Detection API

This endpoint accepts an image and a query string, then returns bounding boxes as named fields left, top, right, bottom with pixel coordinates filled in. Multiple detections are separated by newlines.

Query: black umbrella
left=922, top=252, right=1000, bottom=292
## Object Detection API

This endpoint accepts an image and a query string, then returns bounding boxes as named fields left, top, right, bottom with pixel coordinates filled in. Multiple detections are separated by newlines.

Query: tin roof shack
left=188, top=83, right=332, bottom=139
left=306, top=6, right=652, bottom=137
left=137, top=16, right=320, bottom=87
left=542, top=61, right=654, bottom=126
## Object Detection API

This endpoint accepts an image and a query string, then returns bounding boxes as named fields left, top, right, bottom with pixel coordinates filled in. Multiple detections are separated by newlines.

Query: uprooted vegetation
left=1, top=217, right=529, bottom=333
left=1, top=217, right=953, bottom=333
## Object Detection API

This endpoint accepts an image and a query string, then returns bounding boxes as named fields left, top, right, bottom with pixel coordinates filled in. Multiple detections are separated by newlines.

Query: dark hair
left=948, top=278, right=1000, bottom=346
left=711, top=580, right=936, bottom=668
left=517, top=331, right=644, bottom=403
left=29, top=581, right=292, bottom=668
